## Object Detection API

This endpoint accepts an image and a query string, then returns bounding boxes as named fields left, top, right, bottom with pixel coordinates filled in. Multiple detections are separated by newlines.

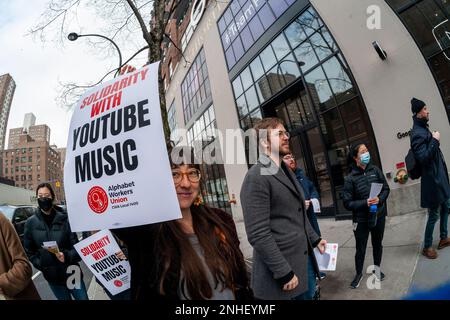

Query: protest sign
left=74, top=230, right=130, bottom=296
left=64, top=62, right=181, bottom=231
left=314, top=243, right=339, bottom=271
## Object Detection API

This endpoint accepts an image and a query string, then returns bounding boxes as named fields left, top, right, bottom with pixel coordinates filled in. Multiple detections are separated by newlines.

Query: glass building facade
left=385, top=0, right=450, bottom=123
left=218, top=0, right=297, bottom=70
left=181, top=48, right=212, bottom=124
left=225, top=5, right=380, bottom=218
left=187, top=105, right=232, bottom=213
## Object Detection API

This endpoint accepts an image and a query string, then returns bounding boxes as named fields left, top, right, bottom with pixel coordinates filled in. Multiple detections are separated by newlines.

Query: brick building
left=1, top=122, right=65, bottom=203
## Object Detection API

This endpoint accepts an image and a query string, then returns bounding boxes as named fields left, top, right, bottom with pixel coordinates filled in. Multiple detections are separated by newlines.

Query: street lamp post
left=276, top=59, right=305, bottom=88
left=68, top=32, right=123, bottom=76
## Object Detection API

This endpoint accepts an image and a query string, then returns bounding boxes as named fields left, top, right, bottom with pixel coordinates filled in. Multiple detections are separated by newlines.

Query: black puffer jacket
left=343, top=163, right=390, bottom=223
left=24, top=206, right=81, bottom=285
left=410, top=116, right=450, bottom=209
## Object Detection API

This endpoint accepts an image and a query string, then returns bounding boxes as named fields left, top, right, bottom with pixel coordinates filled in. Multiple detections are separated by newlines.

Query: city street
left=42, top=210, right=450, bottom=301
left=236, top=210, right=450, bottom=300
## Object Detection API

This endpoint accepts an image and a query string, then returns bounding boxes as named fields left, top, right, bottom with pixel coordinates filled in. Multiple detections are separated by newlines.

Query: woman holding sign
left=343, top=144, right=390, bottom=289
left=114, top=146, right=253, bottom=300
left=24, top=183, right=89, bottom=300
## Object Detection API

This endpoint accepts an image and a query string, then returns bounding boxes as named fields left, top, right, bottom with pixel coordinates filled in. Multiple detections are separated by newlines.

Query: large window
left=187, top=105, right=231, bottom=213
left=386, top=0, right=450, bottom=122
left=181, top=48, right=211, bottom=124
left=218, top=0, right=297, bottom=70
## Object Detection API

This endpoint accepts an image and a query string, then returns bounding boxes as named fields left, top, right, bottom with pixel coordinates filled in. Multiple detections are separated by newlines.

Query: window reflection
left=305, top=67, right=335, bottom=111
left=322, top=57, right=356, bottom=103
left=294, top=39, right=319, bottom=73
left=278, top=54, right=301, bottom=87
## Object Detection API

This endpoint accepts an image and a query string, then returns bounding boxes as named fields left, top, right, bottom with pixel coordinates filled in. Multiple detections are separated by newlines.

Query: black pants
left=353, top=215, right=386, bottom=275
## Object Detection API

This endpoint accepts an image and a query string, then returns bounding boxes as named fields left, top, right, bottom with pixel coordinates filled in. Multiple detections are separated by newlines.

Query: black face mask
left=38, top=197, right=53, bottom=211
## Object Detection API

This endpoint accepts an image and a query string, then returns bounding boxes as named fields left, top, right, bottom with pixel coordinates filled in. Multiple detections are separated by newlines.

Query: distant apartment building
left=9, top=123, right=50, bottom=149
left=1, top=115, right=65, bottom=203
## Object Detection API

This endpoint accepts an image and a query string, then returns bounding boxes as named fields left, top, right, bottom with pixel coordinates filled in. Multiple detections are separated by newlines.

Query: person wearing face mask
left=410, top=98, right=450, bottom=259
left=343, top=144, right=390, bottom=289
left=23, top=183, right=88, bottom=300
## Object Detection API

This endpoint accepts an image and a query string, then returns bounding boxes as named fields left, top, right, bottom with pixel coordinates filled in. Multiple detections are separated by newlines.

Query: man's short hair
left=253, top=118, right=285, bottom=143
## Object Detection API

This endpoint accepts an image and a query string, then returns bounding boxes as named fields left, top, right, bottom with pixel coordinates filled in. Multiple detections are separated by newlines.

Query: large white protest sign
left=74, top=230, right=130, bottom=296
left=64, top=62, right=181, bottom=231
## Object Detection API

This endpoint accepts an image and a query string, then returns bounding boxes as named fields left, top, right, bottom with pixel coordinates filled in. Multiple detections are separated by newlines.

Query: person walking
left=113, top=146, right=252, bottom=301
left=0, top=212, right=40, bottom=300
left=24, top=183, right=88, bottom=300
left=343, top=143, right=390, bottom=289
left=240, top=118, right=327, bottom=300
left=410, top=98, right=450, bottom=259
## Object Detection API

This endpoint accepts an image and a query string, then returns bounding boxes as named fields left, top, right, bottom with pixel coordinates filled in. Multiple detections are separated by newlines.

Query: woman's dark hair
left=36, top=182, right=56, bottom=200
left=346, top=143, right=366, bottom=172
left=153, top=205, right=247, bottom=299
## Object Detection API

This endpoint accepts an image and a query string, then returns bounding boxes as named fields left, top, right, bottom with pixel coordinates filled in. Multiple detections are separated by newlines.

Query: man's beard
left=279, top=145, right=291, bottom=157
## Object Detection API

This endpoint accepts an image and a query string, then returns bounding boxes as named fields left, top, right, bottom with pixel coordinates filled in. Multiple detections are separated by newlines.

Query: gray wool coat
left=240, top=154, right=321, bottom=300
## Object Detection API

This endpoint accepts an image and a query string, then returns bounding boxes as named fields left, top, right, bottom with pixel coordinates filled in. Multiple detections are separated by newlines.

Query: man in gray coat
left=240, top=118, right=327, bottom=300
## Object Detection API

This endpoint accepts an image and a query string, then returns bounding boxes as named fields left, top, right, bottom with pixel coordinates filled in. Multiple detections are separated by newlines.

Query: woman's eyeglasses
left=172, top=169, right=201, bottom=184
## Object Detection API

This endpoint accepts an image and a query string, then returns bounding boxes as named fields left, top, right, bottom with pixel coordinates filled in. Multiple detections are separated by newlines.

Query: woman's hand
left=56, top=252, right=65, bottom=263
left=367, top=197, right=380, bottom=206
left=115, top=250, right=127, bottom=261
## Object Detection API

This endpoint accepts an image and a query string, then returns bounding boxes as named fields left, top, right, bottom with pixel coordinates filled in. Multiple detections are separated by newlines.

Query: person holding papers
left=114, top=146, right=253, bottom=301
left=283, top=152, right=326, bottom=285
left=343, top=144, right=390, bottom=289
left=24, top=183, right=88, bottom=300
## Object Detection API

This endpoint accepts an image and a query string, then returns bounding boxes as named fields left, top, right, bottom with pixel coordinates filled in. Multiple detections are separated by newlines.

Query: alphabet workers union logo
left=114, top=280, right=123, bottom=287
left=87, top=186, right=109, bottom=214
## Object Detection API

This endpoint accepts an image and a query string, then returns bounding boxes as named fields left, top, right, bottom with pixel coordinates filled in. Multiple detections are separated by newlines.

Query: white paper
left=42, top=241, right=59, bottom=254
left=0, top=294, right=6, bottom=300
left=314, top=243, right=338, bottom=271
left=64, top=63, right=181, bottom=232
left=369, top=183, right=383, bottom=200
left=311, top=198, right=321, bottom=213
left=74, top=230, right=130, bottom=296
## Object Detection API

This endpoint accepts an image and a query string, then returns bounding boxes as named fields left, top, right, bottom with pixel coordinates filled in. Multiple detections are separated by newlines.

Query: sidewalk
left=88, top=211, right=450, bottom=300
left=237, top=210, right=450, bottom=300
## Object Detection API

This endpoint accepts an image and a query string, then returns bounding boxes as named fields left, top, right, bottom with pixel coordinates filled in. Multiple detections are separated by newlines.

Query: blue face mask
left=360, top=152, right=371, bottom=165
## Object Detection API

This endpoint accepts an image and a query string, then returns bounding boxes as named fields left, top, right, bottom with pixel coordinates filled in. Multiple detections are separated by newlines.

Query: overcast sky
left=0, top=0, right=150, bottom=148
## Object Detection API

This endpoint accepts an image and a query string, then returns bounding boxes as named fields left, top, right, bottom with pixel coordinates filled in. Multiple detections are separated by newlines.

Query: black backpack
left=405, top=148, right=421, bottom=180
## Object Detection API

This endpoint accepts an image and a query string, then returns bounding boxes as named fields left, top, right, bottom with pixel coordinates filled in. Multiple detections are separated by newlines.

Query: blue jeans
left=292, top=257, right=317, bottom=300
left=424, top=198, right=450, bottom=249
left=49, top=280, right=89, bottom=300
left=307, top=209, right=321, bottom=237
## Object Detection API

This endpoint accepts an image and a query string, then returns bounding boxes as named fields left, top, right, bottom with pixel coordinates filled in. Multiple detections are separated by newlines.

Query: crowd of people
left=0, top=98, right=449, bottom=300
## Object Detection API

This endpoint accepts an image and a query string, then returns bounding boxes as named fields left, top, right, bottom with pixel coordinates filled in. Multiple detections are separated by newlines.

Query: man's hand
left=432, top=131, right=440, bottom=141
left=317, top=239, right=327, bottom=254
left=305, top=200, right=311, bottom=210
left=282, top=275, right=299, bottom=291
left=56, top=252, right=65, bottom=263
